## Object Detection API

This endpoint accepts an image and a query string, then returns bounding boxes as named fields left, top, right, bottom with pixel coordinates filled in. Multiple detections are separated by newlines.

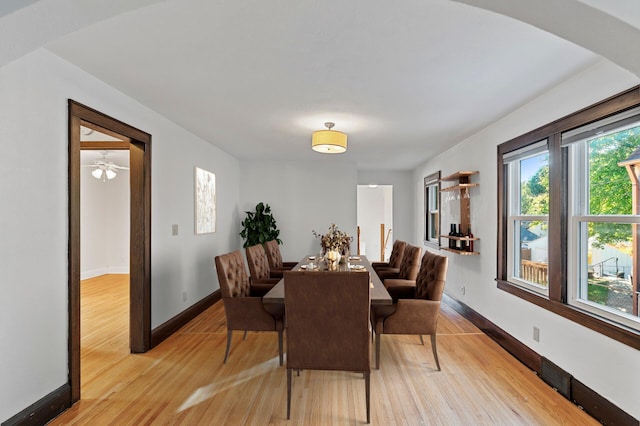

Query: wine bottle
left=467, top=225, right=474, bottom=252
left=449, top=224, right=455, bottom=249
left=458, top=223, right=466, bottom=251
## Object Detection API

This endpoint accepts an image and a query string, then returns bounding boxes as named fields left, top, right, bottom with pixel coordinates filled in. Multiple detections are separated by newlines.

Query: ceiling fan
left=82, top=151, right=129, bottom=182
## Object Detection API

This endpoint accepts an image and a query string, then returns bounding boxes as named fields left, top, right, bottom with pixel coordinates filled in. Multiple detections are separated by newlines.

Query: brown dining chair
left=377, top=244, right=422, bottom=298
left=245, top=243, right=281, bottom=296
left=264, top=239, right=297, bottom=278
left=284, top=271, right=371, bottom=423
left=371, top=240, right=407, bottom=275
left=372, top=250, right=448, bottom=370
left=214, top=250, right=284, bottom=366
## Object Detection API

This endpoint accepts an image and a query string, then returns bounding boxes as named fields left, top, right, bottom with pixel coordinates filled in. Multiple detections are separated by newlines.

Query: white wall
left=239, top=160, right=357, bottom=260
left=80, top=165, right=130, bottom=279
left=412, top=59, right=640, bottom=419
left=0, top=49, right=241, bottom=423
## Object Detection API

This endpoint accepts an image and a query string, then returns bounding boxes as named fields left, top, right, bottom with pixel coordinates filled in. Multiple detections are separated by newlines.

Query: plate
left=308, top=256, right=316, bottom=260
left=350, top=264, right=365, bottom=270
left=349, top=256, right=361, bottom=261
left=300, top=264, right=317, bottom=270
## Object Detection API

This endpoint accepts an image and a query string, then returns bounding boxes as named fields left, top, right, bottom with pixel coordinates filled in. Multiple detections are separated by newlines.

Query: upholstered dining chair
left=264, top=239, right=297, bottom=278
left=371, top=240, right=407, bottom=275
left=377, top=244, right=422, bottom=299
left=245, top=243, right=281, bottom=296
left=372, top=250, right=448, bottom=370
left=284, top=271, right=371, bottom=423
left=214, top=250, right=284, bottom=366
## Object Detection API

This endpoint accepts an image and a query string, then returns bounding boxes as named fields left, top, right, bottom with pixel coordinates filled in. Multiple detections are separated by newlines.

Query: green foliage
left=521, top=162, right=549, bottom=216
left=588, top=129, right=639, bottom=247
left=519, top=127, right=640, bottom=248
left=239, top=202, right=282, bottom=248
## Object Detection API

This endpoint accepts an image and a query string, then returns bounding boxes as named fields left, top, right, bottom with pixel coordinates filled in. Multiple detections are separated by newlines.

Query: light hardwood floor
left=50, top=274, right=598, bottom=425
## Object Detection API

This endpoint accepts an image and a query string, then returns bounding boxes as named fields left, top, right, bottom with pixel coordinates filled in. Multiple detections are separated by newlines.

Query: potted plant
left=240, top=202, right=282, bottom=248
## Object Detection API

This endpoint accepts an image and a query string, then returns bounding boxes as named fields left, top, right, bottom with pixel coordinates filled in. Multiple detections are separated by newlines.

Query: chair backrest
left=284, top=271, right=370, bottom=372
left=397, top=245, right=422, bottom=280
left=415, top=251, right=449, bottom=301
left=388, top=240, right=407, bottom=269
left=246, top=244, right=272, bottom=280
left=215, top=250, right=250, bottom=299
left=264, top=240, right=284, bottom=269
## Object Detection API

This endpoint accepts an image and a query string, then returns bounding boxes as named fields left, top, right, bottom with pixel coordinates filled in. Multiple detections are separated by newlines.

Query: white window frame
left=505, top=141, right=550, bottom=295
left=566, top=133, right=640, bottom=330
left=424, top=172, right=440, bottom=247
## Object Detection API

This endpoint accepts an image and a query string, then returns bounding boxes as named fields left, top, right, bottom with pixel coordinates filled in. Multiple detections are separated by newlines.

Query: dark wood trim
left=548, top=132, right=563, bottom=303
left=129, top=141, right=151, bottom=353
left=150, top=291, right=221, bottom=348
left=68, top=111, right=81, bottom=403
left=572, top=379, right=639, bottom=426
left=497, top=280, right=640, bottom=350
left=80, top=141, right=131, bottom=150
left=443, top=294, right=639, bottom=426
left=1, top=384, right=70, bottom=426
left=68, top=100, right=152, bottom=402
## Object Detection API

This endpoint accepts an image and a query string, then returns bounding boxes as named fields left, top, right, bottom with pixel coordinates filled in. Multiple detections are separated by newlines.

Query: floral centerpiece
left=312, top=223, right=353, bottom=260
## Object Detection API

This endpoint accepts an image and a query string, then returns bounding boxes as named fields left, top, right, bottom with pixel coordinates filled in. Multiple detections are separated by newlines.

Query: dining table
left=262, top=254, right=394, bottom=319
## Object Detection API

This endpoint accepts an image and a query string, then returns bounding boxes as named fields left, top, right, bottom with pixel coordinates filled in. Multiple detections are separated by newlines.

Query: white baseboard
left=81, top=268, right=108, bottom=280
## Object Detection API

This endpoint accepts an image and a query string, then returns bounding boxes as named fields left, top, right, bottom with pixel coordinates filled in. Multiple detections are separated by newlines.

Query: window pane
left=580, top=222, right=636, bottom=317
left=520, top=153, right=549, bottom=215
left=429, top=211, right=438, bottom=240
left=516, top=220, right=548, bottom=288
left=588, top=127, right=640, bottom=216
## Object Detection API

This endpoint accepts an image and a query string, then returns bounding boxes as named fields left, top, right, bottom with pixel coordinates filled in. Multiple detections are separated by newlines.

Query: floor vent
left=540, top=357, right=571, bottom=399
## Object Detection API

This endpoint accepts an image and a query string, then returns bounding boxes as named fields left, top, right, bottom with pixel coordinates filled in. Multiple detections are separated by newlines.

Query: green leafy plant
left=240, top=202, right=282, bottom=248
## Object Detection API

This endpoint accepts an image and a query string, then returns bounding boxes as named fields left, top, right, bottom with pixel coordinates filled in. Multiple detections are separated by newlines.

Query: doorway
left=357, top=185, right=393, bottom=261
left=68, top=100, right=151, bottom=403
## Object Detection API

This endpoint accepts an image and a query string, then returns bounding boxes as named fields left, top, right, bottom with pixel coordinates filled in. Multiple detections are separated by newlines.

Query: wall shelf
left=440, top=171, right=479, bottom=255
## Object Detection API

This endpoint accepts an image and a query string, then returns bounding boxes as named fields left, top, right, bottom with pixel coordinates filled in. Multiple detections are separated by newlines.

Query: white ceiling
left=24, top=1, right=636, bottom=169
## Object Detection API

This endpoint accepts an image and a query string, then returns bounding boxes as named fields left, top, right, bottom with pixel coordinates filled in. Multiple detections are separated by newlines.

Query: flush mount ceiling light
left=311, top=122, right=347, bottom=154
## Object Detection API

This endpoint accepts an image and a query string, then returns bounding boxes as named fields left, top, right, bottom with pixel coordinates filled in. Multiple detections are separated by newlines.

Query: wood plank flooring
left=50, top=274, right=598, bottom=425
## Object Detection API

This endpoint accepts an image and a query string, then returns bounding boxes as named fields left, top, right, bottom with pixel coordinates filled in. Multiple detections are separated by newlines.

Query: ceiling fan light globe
left=105, top=169, right=117, bottom=180
left=91, top=168, right=103, bottom=179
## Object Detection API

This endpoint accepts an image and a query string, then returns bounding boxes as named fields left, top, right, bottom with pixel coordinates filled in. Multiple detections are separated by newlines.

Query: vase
left=326, top=250, right=341, bottom=271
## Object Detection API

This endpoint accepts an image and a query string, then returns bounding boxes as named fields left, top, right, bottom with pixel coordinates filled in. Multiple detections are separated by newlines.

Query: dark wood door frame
left=68, top=100, right=152, bottom=403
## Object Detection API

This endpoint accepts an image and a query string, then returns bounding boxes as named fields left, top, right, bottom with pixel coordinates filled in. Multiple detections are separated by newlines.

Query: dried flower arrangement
left=312, top=223, right=353, bottom=254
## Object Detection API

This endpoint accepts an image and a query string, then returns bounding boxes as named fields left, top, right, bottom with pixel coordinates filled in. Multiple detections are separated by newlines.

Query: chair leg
left=364, top=370, right=370, bottom=424
left=430, top=334, right=441, bottom=371
left=278, top=330, right=284, bottom=366
left=375, top=332, right=381, bottom=370
left=243, top=330, right=248, bottom=340
left=419, top=334, right=424, bottom=345
left=224, top=329, right=233, bottom=364
left=287, top=368, right=292, bottom=420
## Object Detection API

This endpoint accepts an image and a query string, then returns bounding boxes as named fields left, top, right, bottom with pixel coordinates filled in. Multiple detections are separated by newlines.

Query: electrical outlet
left=182, top=291, right=187, bottom=302
left=172, top=224, right=179, bottom=236
left=533, top=326, right=540, bottom=342
left=460, top=285, right=466, bottom=295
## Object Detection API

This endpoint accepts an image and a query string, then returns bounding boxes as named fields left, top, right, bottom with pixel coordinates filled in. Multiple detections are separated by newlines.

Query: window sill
left=497, top=279, right=640, bottom=350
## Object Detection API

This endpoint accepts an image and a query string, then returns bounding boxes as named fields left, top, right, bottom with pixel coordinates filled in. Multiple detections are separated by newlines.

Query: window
left=565, top=116, right=640, bottom=330
left=424, top=171, right=441, bottom=247
left=498, top=87, right=640, bottom=349
left=504, top=141, right=549, bottom=294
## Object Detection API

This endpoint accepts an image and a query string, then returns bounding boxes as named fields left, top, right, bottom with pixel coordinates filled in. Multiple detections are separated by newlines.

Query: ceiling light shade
left=312, top=122, right=347, bottom=154
left=105, top=169, right=117, bottom=180
left=91, top=168, right=103, bottom=179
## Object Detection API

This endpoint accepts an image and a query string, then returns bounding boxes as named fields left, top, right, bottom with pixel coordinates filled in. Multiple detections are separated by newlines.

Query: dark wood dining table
left=262, top=254, right=393, bottom=318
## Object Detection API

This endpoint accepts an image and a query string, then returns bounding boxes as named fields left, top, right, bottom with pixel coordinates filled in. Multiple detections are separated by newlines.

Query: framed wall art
left=195, top=167, right=216, bottom=234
